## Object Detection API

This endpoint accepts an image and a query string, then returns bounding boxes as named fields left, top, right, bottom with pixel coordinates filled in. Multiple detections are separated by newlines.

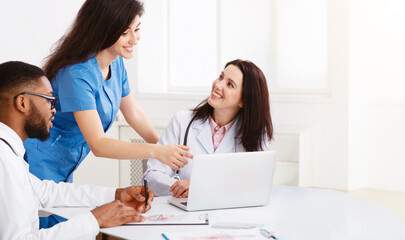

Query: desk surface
left=44, top=186, right=405, bottom=240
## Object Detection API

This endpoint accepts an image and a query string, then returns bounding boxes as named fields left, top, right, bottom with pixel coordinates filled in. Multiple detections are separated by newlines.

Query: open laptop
left=168, top=151, right=276, bottom=211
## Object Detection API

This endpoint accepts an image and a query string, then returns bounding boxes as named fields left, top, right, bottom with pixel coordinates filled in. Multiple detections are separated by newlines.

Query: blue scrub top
left=24, top=56, right=131, bottom=182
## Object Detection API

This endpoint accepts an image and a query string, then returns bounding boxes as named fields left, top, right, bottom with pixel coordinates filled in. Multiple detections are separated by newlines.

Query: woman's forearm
left=90, top=137, right=157, bottom=159
left=120, top=94, right=160, bottom=143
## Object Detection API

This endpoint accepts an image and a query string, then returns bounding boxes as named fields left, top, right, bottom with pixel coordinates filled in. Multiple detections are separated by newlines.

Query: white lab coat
left=0, top=122, right=116, bottom=240
left=143, top=110, right=270, bottom=196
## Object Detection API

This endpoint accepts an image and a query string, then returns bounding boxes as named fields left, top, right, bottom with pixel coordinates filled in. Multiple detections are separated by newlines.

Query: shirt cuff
left=105, top=188, right=117, bottom=203
left=64, top=212, right=100, bottom=239
left=168, top=178, right=178, bottom=187
left=87, top=211, right=100, bottom=234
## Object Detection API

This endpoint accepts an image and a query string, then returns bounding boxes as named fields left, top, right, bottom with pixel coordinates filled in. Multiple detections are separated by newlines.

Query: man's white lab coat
left=0, top=122, right=115, bottom=240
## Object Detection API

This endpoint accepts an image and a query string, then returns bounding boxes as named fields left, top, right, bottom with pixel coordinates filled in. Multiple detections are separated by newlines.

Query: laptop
left=168, top=151, right=276, bottom=211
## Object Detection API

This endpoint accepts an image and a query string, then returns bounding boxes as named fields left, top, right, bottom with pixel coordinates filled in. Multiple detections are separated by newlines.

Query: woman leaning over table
left=23, top=0, right=192, bottom=227
left=143, top=59, right=274, bottom=197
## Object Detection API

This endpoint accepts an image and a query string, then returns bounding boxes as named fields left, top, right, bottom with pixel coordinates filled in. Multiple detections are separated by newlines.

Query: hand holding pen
left=115, top=184, right=154, bottom=213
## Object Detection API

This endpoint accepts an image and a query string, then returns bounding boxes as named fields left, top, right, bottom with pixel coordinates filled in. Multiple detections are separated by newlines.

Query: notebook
left=168, top=151, right=276, bottom=211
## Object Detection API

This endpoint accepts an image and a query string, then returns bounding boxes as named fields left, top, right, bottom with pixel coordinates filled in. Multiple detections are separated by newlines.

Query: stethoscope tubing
left=173, top=115, right=237, bottom=180
left=173, top=115, right=197, bottom=180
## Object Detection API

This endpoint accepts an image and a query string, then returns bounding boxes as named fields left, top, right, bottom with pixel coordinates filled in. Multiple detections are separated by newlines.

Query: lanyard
left=0, top=138, right=17, bottom=156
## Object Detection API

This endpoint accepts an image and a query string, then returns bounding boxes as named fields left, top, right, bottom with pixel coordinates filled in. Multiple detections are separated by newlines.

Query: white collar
left=0, top=122, right=25, bottom=158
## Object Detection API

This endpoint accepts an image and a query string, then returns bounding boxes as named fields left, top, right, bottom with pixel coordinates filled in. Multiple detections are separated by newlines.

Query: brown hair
left=43, top=0, right=144, bottom=80
left=192, top=59, right=273, bottom=151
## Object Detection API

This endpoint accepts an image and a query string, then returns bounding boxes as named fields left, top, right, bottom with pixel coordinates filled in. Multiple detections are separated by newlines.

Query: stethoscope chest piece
left=173, top=174, right=181, bottom=181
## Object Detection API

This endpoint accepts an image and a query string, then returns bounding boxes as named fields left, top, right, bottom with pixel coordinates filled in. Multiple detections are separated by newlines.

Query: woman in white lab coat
left=143, top=59, right=273, bottom=197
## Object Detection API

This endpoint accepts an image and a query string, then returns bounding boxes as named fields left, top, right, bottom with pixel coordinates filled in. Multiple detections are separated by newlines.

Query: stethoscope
left=172, top=115, right=196, bottom=181
left=172, top=115, right=237, bottom=181
left=0, top=138, right=17, bottom=156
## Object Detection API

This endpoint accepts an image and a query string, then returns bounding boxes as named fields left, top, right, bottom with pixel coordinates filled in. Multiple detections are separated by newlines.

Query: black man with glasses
left=0, top=61, right=153, bottom=239
left=14, top=92, right=58, bottom=109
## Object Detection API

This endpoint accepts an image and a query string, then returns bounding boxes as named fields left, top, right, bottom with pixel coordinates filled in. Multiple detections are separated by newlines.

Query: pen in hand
left=144, top=179, right=149, bottom=208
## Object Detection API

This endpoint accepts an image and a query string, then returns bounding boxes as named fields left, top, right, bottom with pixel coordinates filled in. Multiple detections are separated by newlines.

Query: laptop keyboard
left=180, top=202, right=188, bottom=206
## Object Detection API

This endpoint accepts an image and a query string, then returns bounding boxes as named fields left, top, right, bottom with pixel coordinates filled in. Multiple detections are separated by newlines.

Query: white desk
left=43, top=186, right=405, bottom=240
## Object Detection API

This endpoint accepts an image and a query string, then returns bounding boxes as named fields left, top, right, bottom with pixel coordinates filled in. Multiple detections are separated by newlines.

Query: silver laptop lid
left=185, top=151, right=276, bottom=211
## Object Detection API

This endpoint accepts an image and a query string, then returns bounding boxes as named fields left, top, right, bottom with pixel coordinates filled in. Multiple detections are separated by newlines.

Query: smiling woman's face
left=208, top=64, right=244, bottom=115
left=106, top=15, right=141, bottom=60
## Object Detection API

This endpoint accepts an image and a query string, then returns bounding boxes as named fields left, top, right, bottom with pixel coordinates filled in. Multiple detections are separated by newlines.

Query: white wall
left=0, top=1, right=85, bottom=65
left=1, top=0, right=404, bottom=192
left=131, top=0, right=352, bottom=191
left=349, top=0, right=405, bottom=191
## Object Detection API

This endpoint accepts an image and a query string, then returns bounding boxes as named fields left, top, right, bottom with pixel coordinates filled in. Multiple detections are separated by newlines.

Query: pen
left=144, top=179, right=149, bottom=207
left=161, top=233, right=169, bottom=240
left=50, top=135, right=61, bottom=147
left=260, top=229, right=278, bottom=240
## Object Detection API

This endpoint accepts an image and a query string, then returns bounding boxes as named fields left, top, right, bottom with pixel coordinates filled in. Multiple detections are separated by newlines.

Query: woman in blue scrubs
left=23, top=0, right=192, bottom=228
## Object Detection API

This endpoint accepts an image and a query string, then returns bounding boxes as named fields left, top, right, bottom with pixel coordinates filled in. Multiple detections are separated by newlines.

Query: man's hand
left=115, top=185, right=154, bottom=213
left=169, top=179, right=190, bottom=198
left=91, top=200, right=145, bottom=228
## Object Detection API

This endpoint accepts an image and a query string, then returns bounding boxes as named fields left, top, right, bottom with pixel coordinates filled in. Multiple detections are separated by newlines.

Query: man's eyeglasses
left=14, top=92, right=58, bottom=109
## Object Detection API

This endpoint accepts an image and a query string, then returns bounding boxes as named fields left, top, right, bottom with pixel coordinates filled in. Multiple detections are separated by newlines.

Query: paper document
left=162, top=229, right=271, bottom=239
left=126, top=213, right=209, bottom=225
left=212, top=222, right=264, bottom=229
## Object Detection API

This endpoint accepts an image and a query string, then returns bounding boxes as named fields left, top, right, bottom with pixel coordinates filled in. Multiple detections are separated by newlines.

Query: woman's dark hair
left=43, top=0, right=144, bottom=80
left=192, top=59, right=273, bottom=151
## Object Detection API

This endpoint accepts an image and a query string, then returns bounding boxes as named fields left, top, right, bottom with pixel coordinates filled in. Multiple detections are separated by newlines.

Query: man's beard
left=24, top=103, right=51, bottom=141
